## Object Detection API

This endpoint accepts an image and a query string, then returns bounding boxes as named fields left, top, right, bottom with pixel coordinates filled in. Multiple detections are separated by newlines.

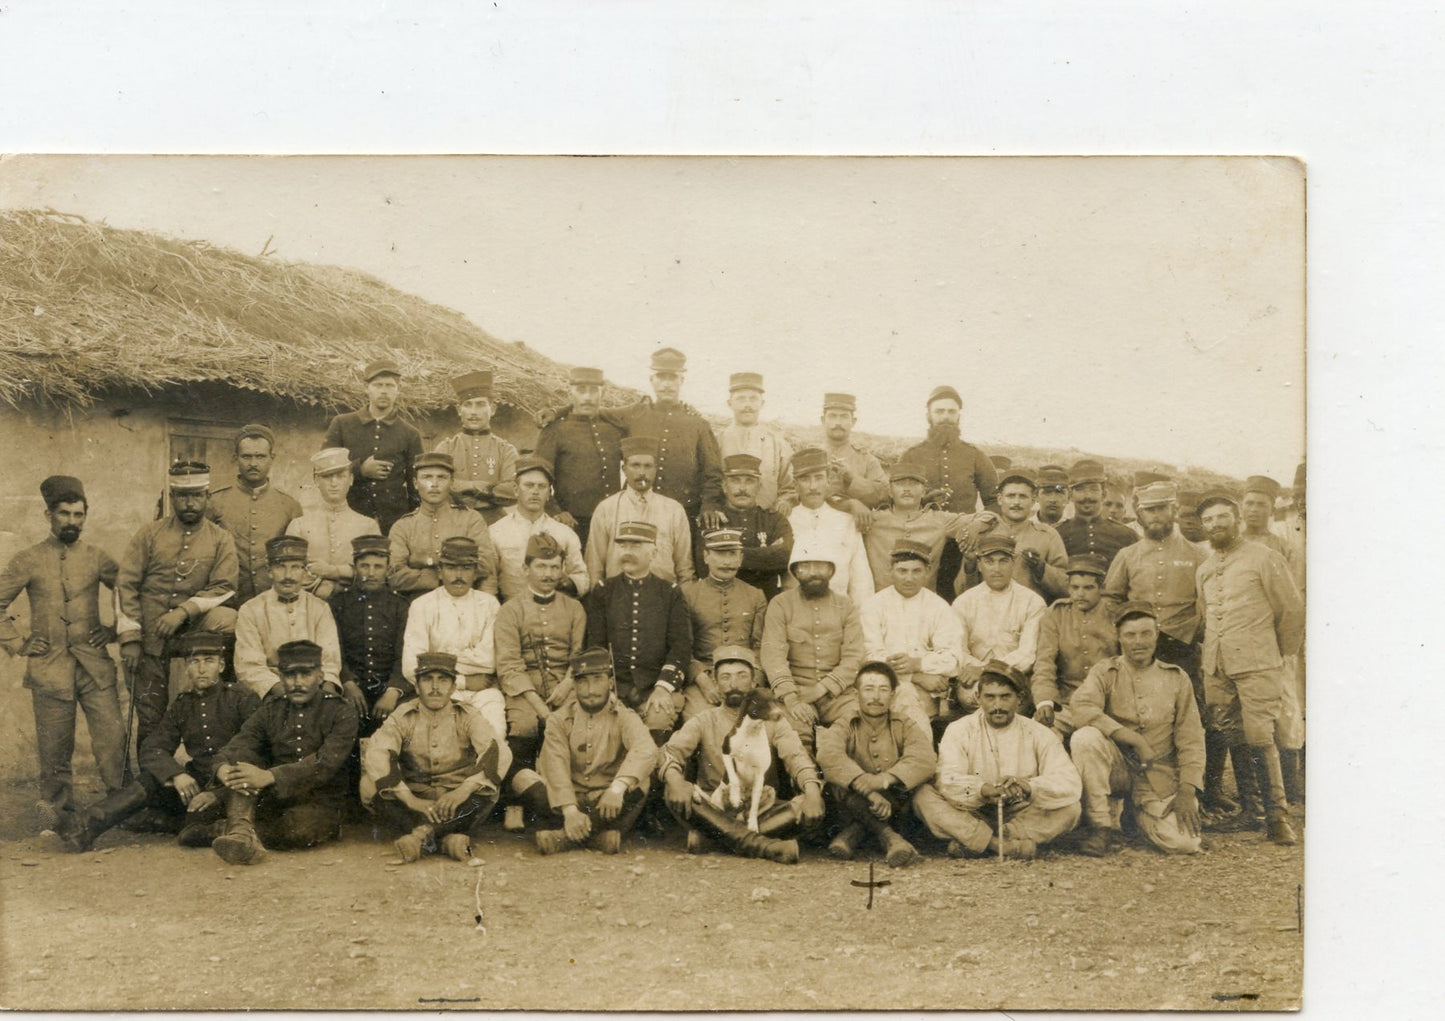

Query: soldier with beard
left=0, top=476, right=127, bottom=830
left=900, top=385, right=1000, bottom=598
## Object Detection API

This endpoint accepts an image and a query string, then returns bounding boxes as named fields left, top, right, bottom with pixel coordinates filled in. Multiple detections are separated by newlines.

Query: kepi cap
left=570, top=646, right=614, bottom=677
left=415, top=651, right=459, bottom=679
left=173, top=631, right=227, bottom=657
left=890, top=538, right=933, bottom=564
left=277, top=640, right=323, bottom=673
left=451, top=370, right=493, bottom=403
left=998, top=468, right=1036, bottom=490
left=168, top=460, right=211, bottom=491
left=363, top=358, right=402, bottom=382
left=722, top=453, right=762, bottom=478
left=1035, top=464, right=1069, bottom=491
left=888, top=462, right=928, bottom=484
left=650, top=348, right=687, bottom=373
left=822, top=393, right=857, bottom=413
left=976, top=533, right=1017, bottom=558
left=438, top=536, right=481, bottom=566
left=1133, top=470, right=1170, bottom=489
left=1069, top=459, right=1107, bottom=486
left=1113, top=600, right=1159, bottom=627
left=413, top=452, right=454, bottom=474
left=978, top=660, right=1027, bottom=695
left=615, top=521, right=658, bottom=543
left=790, top=447, right=828, bottom=478
left=1134, top=481, right=1179, bottom=508
left=1243, top=475, right=1282, bottom=500
left=514, top=455, right=554, bottom=482
left=711, top=644, right=758, bottom=671
left=569, top=366, right=606, bottom=386
left=729, top=372, right=764, bottom=393
left=236, top=423, right=276, bottom=448
left=351, top=534, right=390, bottom=560
left=1066, top=553, right=1109, bottom=578
left=620, top=436, right=660, bottom=460
left=703, top=528, right=744, bottom=552
left=265, top=535, right=309, bottom=564
left=1196, top=488, right=1238, bottom=516
left=311, top=448, right=352, bottom=476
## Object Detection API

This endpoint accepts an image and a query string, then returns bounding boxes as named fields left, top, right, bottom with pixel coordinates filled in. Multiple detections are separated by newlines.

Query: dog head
left=738, top=688, right=785, bottom=724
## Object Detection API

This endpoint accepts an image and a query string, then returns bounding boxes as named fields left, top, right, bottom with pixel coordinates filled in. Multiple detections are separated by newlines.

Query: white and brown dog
left=696, top=688, right=786, bottom=832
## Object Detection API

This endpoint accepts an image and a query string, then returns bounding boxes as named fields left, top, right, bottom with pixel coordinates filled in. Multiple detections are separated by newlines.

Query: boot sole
left=212, top=836, right=266, bottom=865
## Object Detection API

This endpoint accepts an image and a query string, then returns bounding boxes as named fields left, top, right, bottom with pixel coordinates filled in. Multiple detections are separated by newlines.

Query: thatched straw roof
left=0, top=208, right=623, bottom=415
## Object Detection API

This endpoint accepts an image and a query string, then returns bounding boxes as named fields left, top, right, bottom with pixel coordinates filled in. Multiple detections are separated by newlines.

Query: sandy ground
left=0, top=775, right=1302, bottom=1012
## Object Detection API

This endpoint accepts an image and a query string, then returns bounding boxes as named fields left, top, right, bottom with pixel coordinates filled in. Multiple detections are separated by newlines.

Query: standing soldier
left=819, top=393, right=889, bottom=526
left=488, top=456, right=589, bottom=602
left=0, top=476, right=127, bottom=830
left=707, top=453, right=793, bottom=600
left=678, top=529, right=768, bottom=721
left=588, top=348, right=725, bottom=531
left=533, top=366, right=624, bottom=549
left=329, top=535, right=412, bottom=732
left=718, top=372, right=796, bottom=514
left=433, top=370, right=518, bottom=523
left=387, top=451, right=499, bottom=600
left=324, top=358, right=424, bottom=534
left=206, top=423, right=302, bottom=605
left=1196, top=490, right=1304, bottom=845
left=862, top=462, right=997, bottom=596
left=1032, top=553, right=1118, bottom=739
left=585, top=521, right=693, bottom=744
left=1032, top=465, right=1071, bottom=528
left=585, top=437, right=694, bottom=586
left=786, top=447, right=873, bottom=608
left=117, top=461, right=239, bottom=753
left=1056, top=459, right=1138, bottom=568
left=987, top=466, right=1070, bottom=601
left=1101, top=480, right=1234, bottom=820
left=901, top=384, right=1000, bottom=598
left=286, top=448, right=381, bottom=600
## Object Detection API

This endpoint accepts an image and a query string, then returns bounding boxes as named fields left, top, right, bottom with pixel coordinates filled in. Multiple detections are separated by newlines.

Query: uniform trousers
left=1203, top=665, right=1285, bottom=747
left=32, top=666, right=127, bottom=809
left=778, top=688, right=860, bottom=753
left=371, top=790, right=499, bottom=840
left=236, top=789, right=345, bottom=850
left=890, top=679, right=944, bottom=738
left=1069, top=726, right=1201, bottom=854
left=539, top=784, right=648, bottom=835
left=912, top=784, right=1080, bottom=854
left=617, top=685, right=684, bottom=742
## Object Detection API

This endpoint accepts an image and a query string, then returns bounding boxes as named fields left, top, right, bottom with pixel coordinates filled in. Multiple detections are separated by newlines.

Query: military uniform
left=585, top=570, right=692, bottom=736
left=207, top=480, right=302, bottom=604
left=1032, top=594, right=1119, bottom=737
left=679, top=572, right=767, bottom=719
left=138, top=680, right=262, bottom=826
left=819, top=394, right=889, bottom=507
left=434, top=431, right=518, bottom=522
left=718, top=422, right=795, bottom=512
left=233, top=588, right=343, bottom=699
left=1056, top=515, right=1139, bottom=567
left=285, top=503, right=379, bottom=600
left=329, top=584, right=411, bottom=717
left=387, top=501, right=499, bottom=597
left=535, top=689, right=657, bottom=844
left=489, top=507, right=589, bottom=602
left=494, top=588, right=588, bottom=740
left=213, top=669, right=360, bottom=851
left=533, top=369, right=625, bottom=547
left=117, top=482, right=240, bottom=750
left=815, top=707, right=937, bottom=863
left=585, top=485, right=695, bottom=585
left=760, top=586, right=865, bottom=749
left=324, top=362, right=425, bottom=534
left=0, top=485, right=127, bottom=811
left=708, top=502, right=793, bottom=600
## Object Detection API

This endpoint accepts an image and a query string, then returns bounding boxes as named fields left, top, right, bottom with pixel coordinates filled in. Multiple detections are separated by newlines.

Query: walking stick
left=997, top=797, right=1005, bottom=864
left=121, top=659, right=139, bottom=786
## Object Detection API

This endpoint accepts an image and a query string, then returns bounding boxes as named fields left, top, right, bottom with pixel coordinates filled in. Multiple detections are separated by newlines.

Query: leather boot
left=828, top=823, right=864, bottom=860
left=755, top=802, right=799, bottom=838
left=689, top=800, right=799, bottom=863
left=1211, top=742, right=1263, bottom=831
left=1201, top=730, right=1239, bottom=816
left=1251, top=745, right=1298, bottom=846
left=513, top=779, right=553, bottom=828
left=842, top=791, right=919, bottom=867
left=1279, top=748, right=1304, bottom=816
left=58, top=783, right=151, bottom=853
left=212, top=793, right=267, bottom=865
left=176, top=818, right=226, bottom=848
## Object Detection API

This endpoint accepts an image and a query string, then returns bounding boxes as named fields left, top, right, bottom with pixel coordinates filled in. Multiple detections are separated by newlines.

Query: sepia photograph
left=0, top=153, right=1306, bottom=1011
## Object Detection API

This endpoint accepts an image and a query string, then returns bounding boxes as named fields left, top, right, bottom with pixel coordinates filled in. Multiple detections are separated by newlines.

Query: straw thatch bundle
left=0, top=208, right=622, bottom=415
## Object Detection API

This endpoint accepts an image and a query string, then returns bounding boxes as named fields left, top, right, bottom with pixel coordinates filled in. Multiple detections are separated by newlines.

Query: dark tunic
left=329, top=586, right=412, bottom=703
left=214, top=688, right=360, bottom=803
left=1056, top=515, right=1139, bottom=569
left=534, top=411, right=625, bottom=523
left=139, top=683, right=262, bottom=786
left=900, top=436, right=1000, bottom=513
left=601, top=398, right=724, bottom=517
left=707, top=504, right=794, bottom=600
left=323, top=409, right=425, bottom=533
left=585, top=574, right=692, bottom=705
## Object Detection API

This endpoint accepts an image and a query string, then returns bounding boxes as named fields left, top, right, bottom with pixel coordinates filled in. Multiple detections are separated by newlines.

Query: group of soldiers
left=0, top=348, right=1306, bottom=868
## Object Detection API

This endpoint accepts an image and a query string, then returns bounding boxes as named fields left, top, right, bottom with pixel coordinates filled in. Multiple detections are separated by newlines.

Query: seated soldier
left=209, top=640, right=360, bottom=864
left=401, top=536, right=507, bottom=744
left=585, top=521, right=692, bottom=744
left=814, top=660, right=937, bottom=868
left=760, top=542, right=864, bottom=753
left=57, top=632, right=261, bottom=852
left=708, top=453, right=794, bottom=600
left=328, top=534, right=413, bottom=733
left=1068, top=601, right=1205, bottom=857
left=951, top=533, right=1047, bottom=711
left=659, top=645, right=826, bottom=863
left=913, top=661, right=1082, bottom=859
left=1031, top=553, right=1118, bottom=740
left=493, top=533, right=588, bottom=830
left=363, top=651, right=511, bottom=863
left=860, top=538, right=963, bottom=736
left=233, top=536, right=347, bottom=708
left=533, top=647, right=658, bottom=855
left=679, top=528, right=767, bottom=721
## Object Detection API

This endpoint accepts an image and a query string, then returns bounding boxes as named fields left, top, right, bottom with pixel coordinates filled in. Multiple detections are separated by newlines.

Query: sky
left=0, top=154, right=1305, bottom=479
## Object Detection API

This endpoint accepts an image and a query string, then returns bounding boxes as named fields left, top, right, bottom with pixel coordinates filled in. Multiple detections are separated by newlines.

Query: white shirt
left=860, top=585, right=963, bottom=682
left=233, top=589, right=342, bottom=698
left=401, top=585, right=506, bottom=738
left=951, top=580, right=1047, bottom=673
left=936, top=712, right=1081, bottom=812
left=719, top=422, right=794, bottom=511
left=488, top=508, right=590, bottom=602
left=786, top=501, right=873, bottom=607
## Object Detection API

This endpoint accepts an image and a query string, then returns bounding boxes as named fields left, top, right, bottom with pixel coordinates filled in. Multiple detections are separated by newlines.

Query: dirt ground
left=0, top=774, right=1302, bottom=1013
